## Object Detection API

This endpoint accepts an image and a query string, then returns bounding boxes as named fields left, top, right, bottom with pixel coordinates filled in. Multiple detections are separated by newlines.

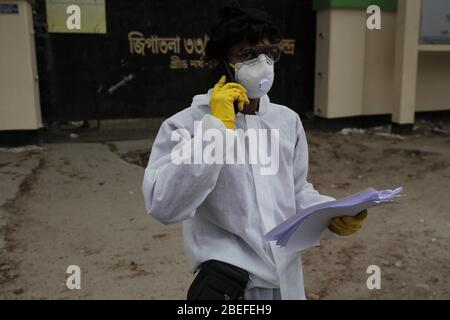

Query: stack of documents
left=265, top=187, right=404, bottom=254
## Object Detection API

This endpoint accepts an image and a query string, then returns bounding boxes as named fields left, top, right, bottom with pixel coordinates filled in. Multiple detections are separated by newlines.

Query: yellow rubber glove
left=328, top=209, right=368, bottom=236
left=209, top=75, right=250, bottom=130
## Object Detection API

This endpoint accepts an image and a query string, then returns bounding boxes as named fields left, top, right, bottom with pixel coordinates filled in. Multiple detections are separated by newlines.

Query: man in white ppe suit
left=142, top=5, right=368, bottom=300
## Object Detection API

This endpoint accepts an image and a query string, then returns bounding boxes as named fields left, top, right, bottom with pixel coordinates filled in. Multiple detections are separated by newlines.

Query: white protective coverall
left=142, top=89, right=336, bottom=299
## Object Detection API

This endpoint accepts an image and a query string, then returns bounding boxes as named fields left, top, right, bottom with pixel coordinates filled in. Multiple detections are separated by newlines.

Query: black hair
left=204, top=3, right=282, bottom=61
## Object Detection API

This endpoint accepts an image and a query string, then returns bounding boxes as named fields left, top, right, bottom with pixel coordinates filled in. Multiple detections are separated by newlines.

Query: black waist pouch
left=187, top=260, right=249, bottom=300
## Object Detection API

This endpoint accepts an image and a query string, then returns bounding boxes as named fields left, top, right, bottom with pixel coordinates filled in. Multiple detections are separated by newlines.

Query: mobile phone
left=222, top=60, right=236, bottom=83
left=222, top=60, right=239, bottom=113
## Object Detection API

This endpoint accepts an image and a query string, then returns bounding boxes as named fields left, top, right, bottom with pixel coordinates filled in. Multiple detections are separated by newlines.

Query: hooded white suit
left=142, top=89, right=335, bottom=299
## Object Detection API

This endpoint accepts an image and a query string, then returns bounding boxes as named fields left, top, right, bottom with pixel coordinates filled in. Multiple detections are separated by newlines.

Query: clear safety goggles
left=231, top=53, right=275, bottom=73
left=236, top=45, right=281, bottom=63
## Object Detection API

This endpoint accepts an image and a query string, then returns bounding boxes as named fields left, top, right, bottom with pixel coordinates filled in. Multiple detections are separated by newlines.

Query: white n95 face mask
left=234, top=54, right=275, bottom=99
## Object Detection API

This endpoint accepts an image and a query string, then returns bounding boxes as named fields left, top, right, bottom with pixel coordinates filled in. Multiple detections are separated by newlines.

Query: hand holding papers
left=264, top=187, right=404, bottom=254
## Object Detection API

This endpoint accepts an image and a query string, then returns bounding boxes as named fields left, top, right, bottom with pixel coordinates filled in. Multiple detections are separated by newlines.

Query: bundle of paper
left=264, top=187, right=404, bottom=254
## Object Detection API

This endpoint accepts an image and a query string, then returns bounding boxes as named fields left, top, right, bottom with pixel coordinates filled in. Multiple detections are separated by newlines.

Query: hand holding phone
left=209, top=75, right=249, bottom=129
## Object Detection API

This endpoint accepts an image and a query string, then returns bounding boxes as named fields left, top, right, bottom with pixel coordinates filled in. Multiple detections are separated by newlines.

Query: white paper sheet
left=264, top=187, right=404, bottom=254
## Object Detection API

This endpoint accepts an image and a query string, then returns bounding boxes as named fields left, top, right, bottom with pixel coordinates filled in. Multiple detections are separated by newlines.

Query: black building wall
left=32, top=0, right=316, bottom=122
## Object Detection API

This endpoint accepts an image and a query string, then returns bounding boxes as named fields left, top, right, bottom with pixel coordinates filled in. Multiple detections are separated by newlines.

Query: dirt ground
left=0, top=119, right=449, bottom=299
